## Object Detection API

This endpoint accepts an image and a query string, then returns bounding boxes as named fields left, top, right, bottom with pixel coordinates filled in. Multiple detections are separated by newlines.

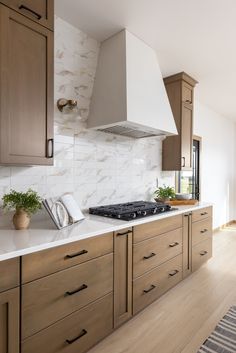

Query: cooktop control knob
left=141, top=211, right=147, bottom=216
left=160, top=207, right=165, bottom=212
left=152, top=208, right=158, bottom=214
left=130, top=213, right=136, bottom=219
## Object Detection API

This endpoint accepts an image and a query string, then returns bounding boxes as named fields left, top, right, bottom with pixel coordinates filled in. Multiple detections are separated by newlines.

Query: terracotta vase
left=13, top=209, right=30, bottom=230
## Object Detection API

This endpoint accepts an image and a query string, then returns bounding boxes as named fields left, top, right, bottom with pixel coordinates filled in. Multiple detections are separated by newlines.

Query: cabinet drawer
left=22, top=253, right=113, bottom=339
left=22, top=293, right=113, bottom=353
left=192, top=218, right=212, bottom=246
left=192, top=238, right=212, bottom=272
left=22, top=232, right=113, bottom=283
left=0, top=258, right=19, bottom=292
left=133, top=254, right=182, bottom=314
left=0, top=0, right=54, bottom=30
left=133, top=228, right=183, bottom=279
left=133, top=215, right=182, bottom=243
left=192, top=207, right=212, bottom=223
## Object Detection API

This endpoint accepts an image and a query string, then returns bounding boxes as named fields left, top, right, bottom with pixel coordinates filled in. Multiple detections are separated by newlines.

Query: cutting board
left=167, top=199, right=199, bottom=206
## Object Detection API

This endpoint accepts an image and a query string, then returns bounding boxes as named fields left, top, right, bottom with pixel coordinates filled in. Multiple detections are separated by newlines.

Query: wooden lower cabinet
left=0, top=287, right=19, bottom=353
left=114, top=228, right=132, bottom=328
left=133, top=254, right=183, bottom=314
left=133, top=227, right=183, bottom=279
left=22, top=293, right=113, bottom=353
left=192, top=218, right=212, bottom=246
left=22, top=253, right=113, bottom=339
left=192, top=238, right=212, bottom=272
left=182, top=212, right=192, bottom=278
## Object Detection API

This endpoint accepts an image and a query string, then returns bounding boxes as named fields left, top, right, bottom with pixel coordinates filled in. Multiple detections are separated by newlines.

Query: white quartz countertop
left=0, top=202, right=212, bottom=261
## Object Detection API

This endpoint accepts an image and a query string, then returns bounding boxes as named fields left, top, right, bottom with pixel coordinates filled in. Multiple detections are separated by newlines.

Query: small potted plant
left=154, top=185, right=176, bottom=202
left=2, top=189, right=42, bottom=230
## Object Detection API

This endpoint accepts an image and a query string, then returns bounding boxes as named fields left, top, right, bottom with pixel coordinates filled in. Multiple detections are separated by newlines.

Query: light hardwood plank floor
left=89, top=225, right=236, bottom=353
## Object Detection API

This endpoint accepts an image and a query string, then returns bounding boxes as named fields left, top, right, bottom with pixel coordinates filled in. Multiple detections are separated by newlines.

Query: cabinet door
left=181, top=104, right=193, bottom=170
left=0, top=0, right=54, bottom=30
left=0, top=287, right=19, bottom=353
left=114, top=228, right=132, bottom=328
left=182, top=213, right=192, bottom=278
left=0, top=5, right=54, bottom=165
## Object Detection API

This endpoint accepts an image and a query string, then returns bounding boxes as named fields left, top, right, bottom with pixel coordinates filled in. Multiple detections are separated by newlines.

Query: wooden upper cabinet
left=162, top=72, right=198, bottom=171
left=0, top=4, right=54, bottom=165
left=0, top=0, right=54, bottom=30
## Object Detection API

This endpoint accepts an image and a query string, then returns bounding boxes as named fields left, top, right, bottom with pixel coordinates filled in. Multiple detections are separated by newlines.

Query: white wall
left=194, top=101, right=236, bottom=229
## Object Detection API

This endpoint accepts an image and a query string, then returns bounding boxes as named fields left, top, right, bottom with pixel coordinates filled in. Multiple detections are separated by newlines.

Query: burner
left=89, top=201, right=176, bottom=221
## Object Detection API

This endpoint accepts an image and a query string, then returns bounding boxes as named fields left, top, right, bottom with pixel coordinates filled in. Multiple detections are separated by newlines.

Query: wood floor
left=89, top=225, right=236, bottom=353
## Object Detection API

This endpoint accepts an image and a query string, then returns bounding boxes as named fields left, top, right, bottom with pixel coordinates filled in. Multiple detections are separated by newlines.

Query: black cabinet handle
left=46, top=138, right=54, bottom=158
left=143, top=252, right=156, bottom=260
left=200, top=251, right=208, bottom=256
left=143, top=284, right=156, bottom=294
left=200, top=229, right=208, bottom=234
left=19, top=5, right=42, bottom=20
left=185, top=99, right=192, bottom=104
left=169, top=270, right=179, bottom=277
left=66, top=284, right=88, bottom=296
left=169, top=242, right=179, bottom=248
left=65, top=249, right=88, bottom=259
left=182, top=157, right=186, bottom=168
left=200, top=212, right=208, bottom=216
left=66, top=329, right=87, bottom=344
left=117, top=230, right=132, bottom=236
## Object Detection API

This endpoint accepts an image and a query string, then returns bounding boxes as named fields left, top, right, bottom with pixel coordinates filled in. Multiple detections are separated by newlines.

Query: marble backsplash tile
left=0, top=16, right=175, bottom=212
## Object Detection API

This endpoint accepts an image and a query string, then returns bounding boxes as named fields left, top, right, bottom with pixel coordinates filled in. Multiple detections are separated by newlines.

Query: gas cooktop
left=89, top=201, right=176, bottom=221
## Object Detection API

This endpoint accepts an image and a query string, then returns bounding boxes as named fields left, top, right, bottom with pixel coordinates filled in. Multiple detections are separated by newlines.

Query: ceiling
left=56, top=0, right=236, bottom=120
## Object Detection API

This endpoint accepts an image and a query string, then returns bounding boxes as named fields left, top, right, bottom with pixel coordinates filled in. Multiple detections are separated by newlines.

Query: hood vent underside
left=97, top=125, right=165, bottom=139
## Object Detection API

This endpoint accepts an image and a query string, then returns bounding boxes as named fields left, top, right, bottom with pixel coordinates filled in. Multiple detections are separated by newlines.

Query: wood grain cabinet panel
left=0, top=258, right=19, bottom=293
left=114, top=228, right=132, bottom=328
left=182, top=212, right=192, bottom=278
left=22, top=232, right=113, bottom=283
left=192, top=218, right=212, bottom=246
left=192, top=207, right=212, bottom=223
left=22, top=253, right=113, bottom=339
left=133, top=254, right=183, bottom=314
left=0, top=5, right=54, bottom=165
left=0, top=287, right=19, bottom=353
left=0, top=0, right=54, bottom=30
left=162, top=72, right=198, bottom=171
left=192, top=238, right=212, bottom=272
left=22, top=293, right=113, bottom=353
left=133, top=227, right=183, bottom=279
left=133, top=215, right=182, bottom=243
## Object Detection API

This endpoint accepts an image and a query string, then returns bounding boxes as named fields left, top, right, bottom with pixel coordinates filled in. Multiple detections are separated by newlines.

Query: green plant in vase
left=2, top=189, right=42, bottom=230
left=154, top=185, right=176, bottom=202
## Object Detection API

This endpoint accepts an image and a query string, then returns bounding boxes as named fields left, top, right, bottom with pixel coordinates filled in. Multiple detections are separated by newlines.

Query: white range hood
left=88, top=30, right=177, bottom=138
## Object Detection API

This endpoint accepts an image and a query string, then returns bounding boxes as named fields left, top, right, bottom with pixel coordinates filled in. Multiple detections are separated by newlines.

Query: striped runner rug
left=197, top=306, right=236, bottom=353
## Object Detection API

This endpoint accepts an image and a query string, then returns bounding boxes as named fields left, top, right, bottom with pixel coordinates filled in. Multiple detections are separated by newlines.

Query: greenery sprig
left=154, top=185, right=176, bottom=201
left=2, top=189, right=42, bottom=215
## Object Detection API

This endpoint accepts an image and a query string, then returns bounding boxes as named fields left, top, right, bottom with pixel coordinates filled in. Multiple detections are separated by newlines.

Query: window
left=175, top=137, right=201, bottom=200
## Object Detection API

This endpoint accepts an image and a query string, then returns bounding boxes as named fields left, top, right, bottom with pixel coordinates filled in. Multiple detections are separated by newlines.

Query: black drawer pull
left=143, top=252, right=156, bottom=260
left=169, top=270, right=179, bottom=277
left=200, top=251, right=208, bottom=256
left=143, top=284, right=156, bottom=294
left=117, top=230, right=132, bottom=236
left=200, top=212, right=208, bottom=216
left=200, top=229, right=208, bottom=234
left=66, top=284, right=88, bottom=296
left=185, top=99, right=192, bottom=104
left=19, top=5, right=42, bottom=20
left=66, top=329, right=87, bottom=344
left=66, top=249, right=88, bottom=259
left=169, top=242, right=179, bottom=248
left=46, top=138, right=54, bottom=158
